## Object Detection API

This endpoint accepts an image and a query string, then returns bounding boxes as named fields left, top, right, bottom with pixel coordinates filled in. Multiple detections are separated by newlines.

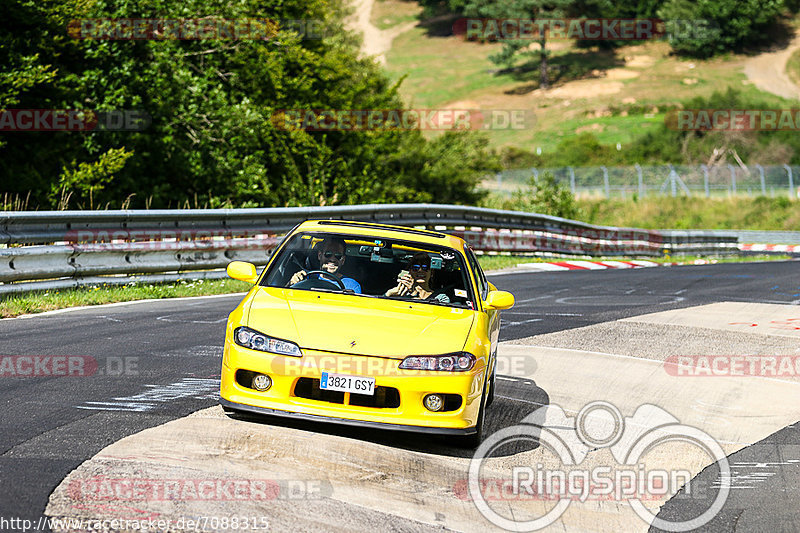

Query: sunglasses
left=322, top=251, right=343, bottom=260
left=410, top=264, right=430, bottom=272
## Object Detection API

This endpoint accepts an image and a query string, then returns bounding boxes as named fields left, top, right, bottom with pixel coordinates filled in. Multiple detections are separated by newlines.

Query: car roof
left=293, top=219, right=467, bottom=249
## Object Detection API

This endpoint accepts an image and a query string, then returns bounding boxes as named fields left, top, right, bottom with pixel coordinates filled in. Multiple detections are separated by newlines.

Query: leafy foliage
left=484, top=171, right=581, bottom=218
left=658, top=0, right=788, bottom=57
left=0, top=0, right=499, bottom=209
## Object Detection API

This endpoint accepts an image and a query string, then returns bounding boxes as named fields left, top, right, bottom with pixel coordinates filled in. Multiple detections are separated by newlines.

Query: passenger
left=289, top=237, right=362, bottom=293
left=385, top=252, right=450, bottom=303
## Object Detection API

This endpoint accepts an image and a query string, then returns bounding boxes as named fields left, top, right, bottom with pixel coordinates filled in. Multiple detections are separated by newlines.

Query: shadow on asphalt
left=224, top=375, right=550, bottom=459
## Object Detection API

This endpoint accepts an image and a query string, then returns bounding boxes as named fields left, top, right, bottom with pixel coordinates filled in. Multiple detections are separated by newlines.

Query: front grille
left=293, top=378, right=400, bottom=408
left=294, top=377, right=345, bottom=404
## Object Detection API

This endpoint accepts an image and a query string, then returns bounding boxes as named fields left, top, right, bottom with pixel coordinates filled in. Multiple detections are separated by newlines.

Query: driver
left=288, top=237, right=362, bottom=293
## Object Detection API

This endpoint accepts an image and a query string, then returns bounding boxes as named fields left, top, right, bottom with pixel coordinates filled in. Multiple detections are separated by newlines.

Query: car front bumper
left=220, top=343, right=487, bottom=432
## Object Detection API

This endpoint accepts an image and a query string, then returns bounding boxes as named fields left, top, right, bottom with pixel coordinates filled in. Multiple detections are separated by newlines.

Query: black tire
left=455, top=375, right=489, bottom=448
left=485, top=367, right=496, bottom=407
left=456, top=398, right=485, bottom=448
left=221, top=404, right=243, bottom=416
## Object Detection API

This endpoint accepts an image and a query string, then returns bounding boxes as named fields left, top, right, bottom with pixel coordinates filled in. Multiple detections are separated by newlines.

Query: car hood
left=246, top=287, right=475, bottom=359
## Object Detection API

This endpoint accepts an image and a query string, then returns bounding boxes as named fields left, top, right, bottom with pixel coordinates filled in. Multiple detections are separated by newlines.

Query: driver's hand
left=388, top=273, right=413, bottom=296
left=289, top=270, right=307, bottom=285
left=398, top=273, right=413, bottom=294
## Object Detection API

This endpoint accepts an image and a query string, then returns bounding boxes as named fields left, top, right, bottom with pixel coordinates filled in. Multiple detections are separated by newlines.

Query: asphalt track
left=1, top=260, right=798, bottom=531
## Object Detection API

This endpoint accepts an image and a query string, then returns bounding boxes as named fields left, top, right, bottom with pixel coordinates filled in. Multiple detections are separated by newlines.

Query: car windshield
left=261, top=231, right=476, bottom=309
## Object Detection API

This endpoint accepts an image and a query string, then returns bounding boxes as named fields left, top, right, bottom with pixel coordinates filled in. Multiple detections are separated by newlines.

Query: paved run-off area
left=44, top=298, right=800, bottom=532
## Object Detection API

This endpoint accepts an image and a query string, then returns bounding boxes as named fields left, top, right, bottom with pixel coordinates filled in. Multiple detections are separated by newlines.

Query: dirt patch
left=743, top=32, right=800, bottom=100
left=576, top=123, right=605, bottom=133
left=347, top=0, right=418, bottom=64
left=605, top=68, right=640, bottom=80
left=547, top=79, right=624, bottom=98
left=624, top=55, right=656, bottom=68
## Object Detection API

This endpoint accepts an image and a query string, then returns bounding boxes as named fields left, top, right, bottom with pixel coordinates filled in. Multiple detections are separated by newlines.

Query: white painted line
left=599, top=261, right=632, bottom=268
left=4, top=292, right=248, bottom=321
left=518, top=262, right=571, bottom=271
left=562, top=260, right=607, bottom=270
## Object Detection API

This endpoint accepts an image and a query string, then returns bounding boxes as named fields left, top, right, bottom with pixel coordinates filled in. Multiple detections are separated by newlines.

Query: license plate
left=320, top=372, right=375, bottom=396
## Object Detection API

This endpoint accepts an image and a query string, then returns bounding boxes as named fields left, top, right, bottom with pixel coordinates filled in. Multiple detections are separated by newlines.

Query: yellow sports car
left=219, top=219, right=514, bottom=445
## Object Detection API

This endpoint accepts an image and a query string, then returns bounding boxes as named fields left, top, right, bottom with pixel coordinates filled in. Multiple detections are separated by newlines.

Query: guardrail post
left=568, top=166, right=576, bottom=195
left=701, top=164, right=710, bottom=197
left=728, top=165, right=737, bottom=195
left=669, top=165, right=677, bottom=197
left=602, top=166, right=610, bottom=198
left=785, top=164, right=794, bottom=198
left=756, top=164, right=766, bottom=195
left=635, top=163, right=644, bottom=197
left=532, top=168, right=539, bottom=180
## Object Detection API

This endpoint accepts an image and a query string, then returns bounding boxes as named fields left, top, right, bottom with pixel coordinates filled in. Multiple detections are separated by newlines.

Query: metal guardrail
left=0, top=204, right=740, bottom=295
left=724, top=230, right=800, bottom=245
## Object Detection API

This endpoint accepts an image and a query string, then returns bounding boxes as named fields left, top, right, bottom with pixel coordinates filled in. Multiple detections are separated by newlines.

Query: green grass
left=383, top=19, right=800, bottom=151
left=0, top=278, right=251, bottom=319
left=576, top=196, right=800, bottom=230
left=787, top=48, right=800, bottom=87
left=370, top=0, right=421, bottom=30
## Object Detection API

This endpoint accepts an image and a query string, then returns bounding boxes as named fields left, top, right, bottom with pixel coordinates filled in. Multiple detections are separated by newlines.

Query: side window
left=465, top=247, right=488, bottom=301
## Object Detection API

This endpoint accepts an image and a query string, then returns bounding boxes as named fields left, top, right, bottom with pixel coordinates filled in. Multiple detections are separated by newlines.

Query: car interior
left=262, top=232, right=475, bottom=308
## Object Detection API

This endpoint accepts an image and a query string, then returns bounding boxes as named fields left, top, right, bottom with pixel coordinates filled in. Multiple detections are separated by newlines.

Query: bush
left=483, top=171, right=581, bottom=219
left=658, top=0, right=787, bottom=57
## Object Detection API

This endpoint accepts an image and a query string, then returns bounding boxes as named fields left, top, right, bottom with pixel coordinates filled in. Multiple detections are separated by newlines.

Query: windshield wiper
left=309, top=287, right=355, bottom=294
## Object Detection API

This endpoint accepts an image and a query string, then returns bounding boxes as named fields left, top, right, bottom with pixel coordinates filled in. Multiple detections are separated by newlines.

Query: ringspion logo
left=468, top=401, right=729, bottom=531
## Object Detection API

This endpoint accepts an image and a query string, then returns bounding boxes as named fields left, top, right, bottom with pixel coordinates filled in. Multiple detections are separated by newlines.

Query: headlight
left=398, top=352, right=476, bottom=372
left=233, top=326, right=302, bottom=357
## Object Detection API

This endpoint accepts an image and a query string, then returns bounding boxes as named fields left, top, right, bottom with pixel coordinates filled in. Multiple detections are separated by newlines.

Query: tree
left=464, top=0, right=574, bottom=89
left=513, top=171, right=581, bottom=218
left=0, top=0, right=499, bottom=209
left=658, top=0, right=786, bottom=57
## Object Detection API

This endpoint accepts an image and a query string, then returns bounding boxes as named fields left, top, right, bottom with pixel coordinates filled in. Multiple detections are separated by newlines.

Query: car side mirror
left=484, top=290, right=514, bottom=310
left=227, top=261, right=258, bottom=284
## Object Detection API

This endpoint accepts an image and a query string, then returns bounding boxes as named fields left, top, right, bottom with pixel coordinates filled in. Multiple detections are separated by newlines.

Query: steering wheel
left=292, top=270, right=347, bottom=291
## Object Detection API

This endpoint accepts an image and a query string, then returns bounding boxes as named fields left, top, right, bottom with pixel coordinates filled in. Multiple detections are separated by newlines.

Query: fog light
left=252, top=374, right=272, bottom=391
left=424, top=393, right=445, bottom=412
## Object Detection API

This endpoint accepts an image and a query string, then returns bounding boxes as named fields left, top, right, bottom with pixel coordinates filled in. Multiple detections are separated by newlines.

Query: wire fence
left=487, top=164, right=800, bottom=198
